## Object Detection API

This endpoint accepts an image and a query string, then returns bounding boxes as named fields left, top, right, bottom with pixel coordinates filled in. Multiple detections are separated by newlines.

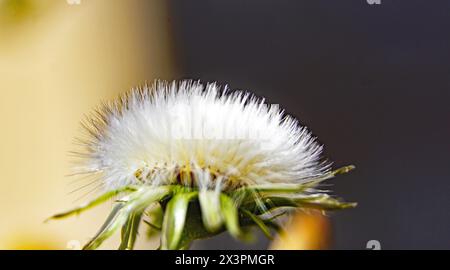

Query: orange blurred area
left=0, top=0, right=176, bottom=249
left=270, top=211, right=331, bottom=250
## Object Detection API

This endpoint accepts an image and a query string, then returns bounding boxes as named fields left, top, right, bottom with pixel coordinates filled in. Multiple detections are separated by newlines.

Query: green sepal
left=220, top=193, right=249, bottom=241
left=45, top=185, right=138, bottom=221
left=246, top=194, right=357, bottom=215
left=241, top=209, right=273, bottom=240
left=199, top=190, right=223, bottom=232
left=83, top=203, right=128, bottom=250
left=237, top=165, right=355, bottom=196
left=83, top=186, right=173, bottom=250
left=119, top=210, right=144, bottom=250
left=161, top=191, right=198, bottom=250
left=144, top=204, right=163, bottom=238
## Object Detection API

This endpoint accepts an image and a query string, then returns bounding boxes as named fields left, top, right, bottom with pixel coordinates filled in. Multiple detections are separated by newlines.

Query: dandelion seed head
left=75, top=80, right=330, bottom=191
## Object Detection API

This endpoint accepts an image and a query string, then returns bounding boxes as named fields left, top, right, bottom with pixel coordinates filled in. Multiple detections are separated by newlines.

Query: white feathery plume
left=77, top=80, right=329, bottom=192
left=50, top=80, right=355, bottom=250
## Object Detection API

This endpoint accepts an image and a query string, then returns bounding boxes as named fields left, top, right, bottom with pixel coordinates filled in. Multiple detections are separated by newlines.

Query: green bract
left=48, top=165, right=356, bottom=250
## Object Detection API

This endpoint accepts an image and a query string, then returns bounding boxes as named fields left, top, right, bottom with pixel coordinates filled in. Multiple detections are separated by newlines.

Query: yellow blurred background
left=0, top=0, right=176, bottom=249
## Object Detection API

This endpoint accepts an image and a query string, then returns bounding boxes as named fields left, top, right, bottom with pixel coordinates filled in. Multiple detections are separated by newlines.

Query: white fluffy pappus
left=75, top=80, right=330, bottom=192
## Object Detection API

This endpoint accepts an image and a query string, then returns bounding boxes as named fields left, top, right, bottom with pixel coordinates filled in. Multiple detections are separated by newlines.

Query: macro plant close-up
left=48, top=81, right=356, bottom=250
left=2, top=0, right=450, bottom=262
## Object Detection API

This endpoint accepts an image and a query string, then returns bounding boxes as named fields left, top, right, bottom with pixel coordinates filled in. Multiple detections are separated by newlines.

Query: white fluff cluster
left=77, top=80, right=329, bottom=191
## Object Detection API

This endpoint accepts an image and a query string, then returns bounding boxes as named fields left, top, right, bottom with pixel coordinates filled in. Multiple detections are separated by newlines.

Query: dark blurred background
left=169, top=0, right=450, bottom=249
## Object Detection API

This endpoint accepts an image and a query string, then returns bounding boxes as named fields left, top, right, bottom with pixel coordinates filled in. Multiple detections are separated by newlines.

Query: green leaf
left=46, top=185, right=138, bottom=221
left=161, top=191, right=198, bottom=250
left=199, top=190, right=223, bottom=232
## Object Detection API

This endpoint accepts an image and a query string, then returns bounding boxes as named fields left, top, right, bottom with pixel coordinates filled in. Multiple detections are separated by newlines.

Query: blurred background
left=0, top=0, right=449, bottom=249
